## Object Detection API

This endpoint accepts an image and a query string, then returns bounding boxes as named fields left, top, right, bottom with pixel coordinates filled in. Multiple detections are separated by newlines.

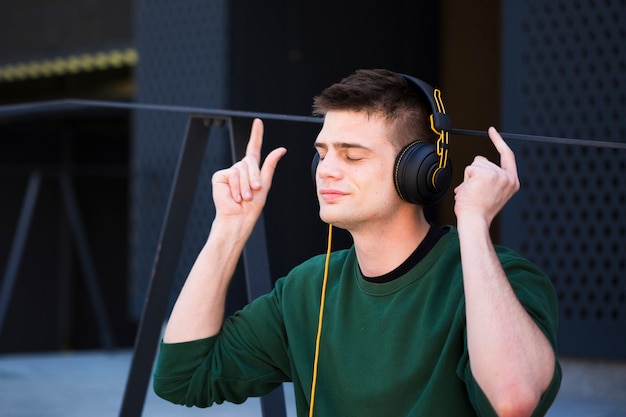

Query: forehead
left=315, top=110, right=393, bottom=149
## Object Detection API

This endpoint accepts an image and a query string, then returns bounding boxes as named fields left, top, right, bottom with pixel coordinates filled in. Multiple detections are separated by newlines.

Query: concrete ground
left=0, top=349, right=625, bottom=417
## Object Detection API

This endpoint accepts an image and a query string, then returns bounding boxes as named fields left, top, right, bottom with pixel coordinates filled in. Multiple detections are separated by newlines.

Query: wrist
left=208, top=215, right=255, bottom=247
left=456, top=212, right=491, bottom=232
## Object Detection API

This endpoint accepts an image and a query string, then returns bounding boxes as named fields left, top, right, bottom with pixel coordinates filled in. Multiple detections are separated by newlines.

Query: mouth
left=319, top=189, right=348, bottom=202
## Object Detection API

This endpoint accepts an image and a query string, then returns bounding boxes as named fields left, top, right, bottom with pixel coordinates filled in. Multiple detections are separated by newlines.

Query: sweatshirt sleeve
left=457, top=250, right=563, bottom=416
left=153, top=278, right=291, bottom=408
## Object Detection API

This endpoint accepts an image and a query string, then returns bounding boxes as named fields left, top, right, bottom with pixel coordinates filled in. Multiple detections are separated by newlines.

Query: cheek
left=353, top=159, right=397, bottom=194
left=370, top=174, right=401, bottom=202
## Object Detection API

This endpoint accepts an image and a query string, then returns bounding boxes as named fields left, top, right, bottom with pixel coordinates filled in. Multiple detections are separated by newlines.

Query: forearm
left=458, top=217, right=555, bottom=415
left=163, top=218, right=250, bottom=343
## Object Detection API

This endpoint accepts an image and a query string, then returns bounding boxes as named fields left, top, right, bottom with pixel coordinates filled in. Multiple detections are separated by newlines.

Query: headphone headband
left=397, top=74, right=451, bottom=197
left=398, top=74, right=452, bottom=133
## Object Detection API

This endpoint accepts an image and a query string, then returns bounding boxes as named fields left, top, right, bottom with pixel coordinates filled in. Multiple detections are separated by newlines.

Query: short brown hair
left=312, top=69, right=436, bottom=150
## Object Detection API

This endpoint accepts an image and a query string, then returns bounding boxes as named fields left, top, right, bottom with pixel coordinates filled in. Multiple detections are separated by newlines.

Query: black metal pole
left=59, top=172, right=116, bottom=349
left=118, top=116, right=215, bottom=417
left=229, top=116, right=288, bottom=417
left=0, top=172, right=41, bottom=337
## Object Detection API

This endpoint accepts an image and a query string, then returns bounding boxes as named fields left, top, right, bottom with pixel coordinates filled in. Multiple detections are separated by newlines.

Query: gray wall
left=501, top=0, right=626, bottom=359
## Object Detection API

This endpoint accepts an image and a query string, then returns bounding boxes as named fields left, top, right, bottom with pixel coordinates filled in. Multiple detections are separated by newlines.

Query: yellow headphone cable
left=308, top=223, right=333, bottom=417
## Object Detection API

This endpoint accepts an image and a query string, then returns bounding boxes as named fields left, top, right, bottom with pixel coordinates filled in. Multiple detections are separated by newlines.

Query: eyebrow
left=313, top=141, right=373, bottom=152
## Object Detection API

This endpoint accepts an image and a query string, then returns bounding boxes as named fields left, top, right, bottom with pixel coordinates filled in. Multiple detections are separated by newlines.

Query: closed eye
left=314, top=142, right=372, bottom=162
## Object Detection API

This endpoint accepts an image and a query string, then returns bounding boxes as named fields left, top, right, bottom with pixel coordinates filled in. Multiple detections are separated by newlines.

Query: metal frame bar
left=0, top=100, right=322, bottom=417
left=0, top=172, right=42, bottom=334
left=0, top=171, right=115, bottom=349
left=59, top=172, right=116, bottom=349
left=119, top=116, right=215, bottom=416
left=119, top=114, right=288, bottom=417
left=229, top=117, right=288, bottom=417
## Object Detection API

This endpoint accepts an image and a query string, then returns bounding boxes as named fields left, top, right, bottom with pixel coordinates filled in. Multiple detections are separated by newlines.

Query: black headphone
left=311, top=73, right=453, bottom=205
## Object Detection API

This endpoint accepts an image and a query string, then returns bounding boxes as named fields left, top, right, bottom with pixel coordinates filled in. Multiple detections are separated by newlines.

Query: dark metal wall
left=130, top=0, right=231, bottom=318
left=0, top=0, right=132, bottom=63
left=501, top=0, right=626, bottom=359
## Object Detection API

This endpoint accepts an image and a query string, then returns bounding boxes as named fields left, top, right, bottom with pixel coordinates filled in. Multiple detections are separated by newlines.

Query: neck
left=351, top=208, right=431, bottom=277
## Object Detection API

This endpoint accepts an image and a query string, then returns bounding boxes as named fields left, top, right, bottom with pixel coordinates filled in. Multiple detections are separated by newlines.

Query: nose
left=315, top=151, right=342, bottom=180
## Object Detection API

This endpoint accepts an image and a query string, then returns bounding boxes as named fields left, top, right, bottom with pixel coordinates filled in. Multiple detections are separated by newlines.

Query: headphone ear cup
left=311, top=152, right=320, bottom=183
left=394, top=142, right=452, bottom=205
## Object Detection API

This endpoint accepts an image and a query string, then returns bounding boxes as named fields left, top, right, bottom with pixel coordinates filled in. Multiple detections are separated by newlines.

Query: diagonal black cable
left=0, top=98, right=323, bottom=124
left=1, top=98, right=625, bottom=150
left=449, top=128, right=626, bottom=150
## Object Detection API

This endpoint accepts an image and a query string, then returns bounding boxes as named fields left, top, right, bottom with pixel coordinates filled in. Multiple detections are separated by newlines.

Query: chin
left=318, top=210, right=351, bottom=230
left=319, top=209, right=339, bottom=226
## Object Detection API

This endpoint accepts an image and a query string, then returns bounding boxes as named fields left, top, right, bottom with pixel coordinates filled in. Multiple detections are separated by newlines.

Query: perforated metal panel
left=502, top=0, right=626, bottom=358
left=130, top=0, right=230, bottom=318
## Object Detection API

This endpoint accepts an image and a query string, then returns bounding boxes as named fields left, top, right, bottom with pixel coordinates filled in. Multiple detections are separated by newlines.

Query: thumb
left=260, top=147, right=287, bottom=187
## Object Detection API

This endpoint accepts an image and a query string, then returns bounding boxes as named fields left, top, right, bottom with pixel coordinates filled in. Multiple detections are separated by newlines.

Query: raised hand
left=211, top=118, right=287, bottom=222
left=162, top=119, right=286, bottom=343
left=453, top=127, right=520, bottom=227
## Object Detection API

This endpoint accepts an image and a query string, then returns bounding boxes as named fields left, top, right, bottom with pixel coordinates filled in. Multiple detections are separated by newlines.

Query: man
left=153, top=69, right=561, bottom=416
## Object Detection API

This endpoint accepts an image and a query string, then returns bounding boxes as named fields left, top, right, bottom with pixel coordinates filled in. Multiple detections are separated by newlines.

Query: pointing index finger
left=488, top=126, right=517, bottom=174
left=245, top=118, right=264, bottom=164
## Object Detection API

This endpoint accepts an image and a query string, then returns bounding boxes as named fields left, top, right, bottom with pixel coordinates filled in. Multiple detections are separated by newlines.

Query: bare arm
left=163, top=119, right=286, bottom=343
left=454, top=127, right=555, bottom=416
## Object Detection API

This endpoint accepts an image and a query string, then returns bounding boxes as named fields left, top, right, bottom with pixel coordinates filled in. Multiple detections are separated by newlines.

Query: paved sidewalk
left=0, top=350, right=292, bottom=417
left=0, top=349, right=624, bottom=416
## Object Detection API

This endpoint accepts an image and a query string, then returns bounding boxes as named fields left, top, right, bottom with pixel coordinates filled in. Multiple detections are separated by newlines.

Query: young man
left=153, top=69, right=561, bottom=416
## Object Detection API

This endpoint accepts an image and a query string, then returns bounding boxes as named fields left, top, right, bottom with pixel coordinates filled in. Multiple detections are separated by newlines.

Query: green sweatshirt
left=153, top=227, right=561, bottom=416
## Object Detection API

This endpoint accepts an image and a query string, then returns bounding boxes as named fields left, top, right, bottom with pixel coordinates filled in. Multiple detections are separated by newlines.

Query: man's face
left=313, top=110, right=404, bottom=232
